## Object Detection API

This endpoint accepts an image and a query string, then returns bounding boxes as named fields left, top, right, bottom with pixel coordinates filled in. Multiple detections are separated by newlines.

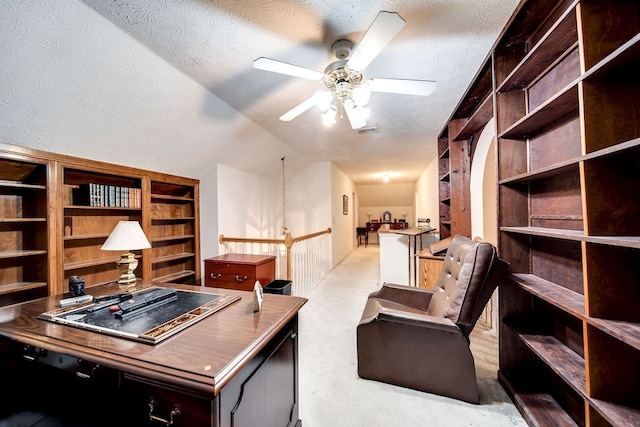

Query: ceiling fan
left=253, top=11, right=437, bottom=129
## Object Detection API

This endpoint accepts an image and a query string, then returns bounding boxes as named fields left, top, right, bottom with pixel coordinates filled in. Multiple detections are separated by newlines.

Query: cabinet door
left=219, top=318, right=299, bottom=427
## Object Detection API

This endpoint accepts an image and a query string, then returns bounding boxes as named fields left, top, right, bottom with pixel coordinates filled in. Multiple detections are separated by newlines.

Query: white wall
left=0, top=0, right=305, bottom=270
left=357, top=182, right=416, bottom=224
left=285, top=162, right=332, bottom=237
left=332, top=164, right=356, bottom=267
left=415, top=153, right=440, bottom=231
left=215, top=164, right=280, bottom=254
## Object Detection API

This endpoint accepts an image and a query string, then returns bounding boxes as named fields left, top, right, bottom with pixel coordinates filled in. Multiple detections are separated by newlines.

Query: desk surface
left=392, top=227, right=437, bottom=236
left=0, top=281, right=306, bottom=395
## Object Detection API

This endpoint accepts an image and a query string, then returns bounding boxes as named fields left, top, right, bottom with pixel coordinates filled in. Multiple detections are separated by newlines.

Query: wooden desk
left=0, top=281, right=306, bottom=427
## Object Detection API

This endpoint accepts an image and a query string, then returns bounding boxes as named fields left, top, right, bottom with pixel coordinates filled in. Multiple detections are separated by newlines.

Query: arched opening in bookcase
left=469, top=117, right=498, bottom=333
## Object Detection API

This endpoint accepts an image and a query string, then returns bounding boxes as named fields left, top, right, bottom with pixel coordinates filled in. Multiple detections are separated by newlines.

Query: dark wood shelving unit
left=441, top=0, right=640, bottom=424
left=0, top=152, right=51, bottom=307
left=147, top=179, right=199, bottom=286
left=0, top=143, right=200, bottom=304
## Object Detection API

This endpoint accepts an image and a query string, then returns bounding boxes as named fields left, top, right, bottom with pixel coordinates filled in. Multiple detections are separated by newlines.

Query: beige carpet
left=297, top=245, right=526, bottom=427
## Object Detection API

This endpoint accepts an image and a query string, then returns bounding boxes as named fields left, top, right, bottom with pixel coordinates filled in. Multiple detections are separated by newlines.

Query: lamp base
left=116, top=252, right=138, bottom=287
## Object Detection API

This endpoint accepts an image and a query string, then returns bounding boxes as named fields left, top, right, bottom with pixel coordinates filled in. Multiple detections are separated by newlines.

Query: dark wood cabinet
left=204, top=254, right=276, bottom=291
left=442, top=0, right=640, bottom=425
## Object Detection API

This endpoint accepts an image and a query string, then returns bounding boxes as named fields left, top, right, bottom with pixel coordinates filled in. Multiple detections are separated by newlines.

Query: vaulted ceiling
left=1, top=0, right=519, bottom=184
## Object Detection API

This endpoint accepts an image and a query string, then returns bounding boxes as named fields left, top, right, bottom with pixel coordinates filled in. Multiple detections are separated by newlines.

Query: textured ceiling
left=2, top=0, right=520, bottom=184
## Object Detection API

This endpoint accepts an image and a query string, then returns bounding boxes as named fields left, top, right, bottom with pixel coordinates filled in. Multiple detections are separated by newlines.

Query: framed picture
left=343, top=195, right=348, bottom=215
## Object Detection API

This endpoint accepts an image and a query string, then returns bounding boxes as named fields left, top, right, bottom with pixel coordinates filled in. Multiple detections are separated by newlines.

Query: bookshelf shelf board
left=498, top=372, right=578, bottom=427
left=64, top=205, right=142, bottom=212
left=63, top=233, right=110, bottom=241
left=151, top=217, right=195, bottom=222
left=0, top=218, right=47, bottom=223
left=0, top=281, right=47, bottom=296
left=151, top=252, right=195, bottom=264
left=0, top=180, right=46, bottom=190
left=450, top=94, right=493, bottom=141
left=63, top=255, right=141, bottom=271
left=499, top=137, right=640, bottom=185
left=497, top=4, right=578, bottom=92
left=0, top=250, right=47, bottom=260
left=582, top=34, right=640, bottom=81
left=151, top=194, right=194, bottom=202
left=151, top=234, right=195, bottom=243
left=512, top=327, right=587, bottom=397
left=502, top=227, right=640, bottom=249
left=499, top=82, right=579, bottom=140
left=586, top=318, right=640, bottom=352
left=590, top=397, right=640, bottom=427
left=153, top=270, right=196, bottom=283
left=508, top=273, right=585, bottom=319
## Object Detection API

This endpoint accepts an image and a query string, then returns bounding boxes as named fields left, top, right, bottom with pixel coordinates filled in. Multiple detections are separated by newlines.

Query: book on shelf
left=72, top=183, right=141, bottom=208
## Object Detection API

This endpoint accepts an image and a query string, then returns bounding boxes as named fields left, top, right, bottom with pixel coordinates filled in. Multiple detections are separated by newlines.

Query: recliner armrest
left=367, top=282, right=433, bottom=311
left=359, top=298, right=461, bottom=335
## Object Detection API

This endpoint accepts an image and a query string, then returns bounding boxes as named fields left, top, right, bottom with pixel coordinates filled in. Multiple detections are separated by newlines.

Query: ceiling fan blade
left=253, top=57, right=325, bottom=81
left=368, top=78, right=437, bottom=96
left=279, top=95, right=319, bottom=122
left=346, top=11, right=406, bottom=72
left=343, top=100, right=367, bottom=129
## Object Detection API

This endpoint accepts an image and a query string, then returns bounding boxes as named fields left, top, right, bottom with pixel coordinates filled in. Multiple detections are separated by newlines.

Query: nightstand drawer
left=205, top=262, right=256, bottom=289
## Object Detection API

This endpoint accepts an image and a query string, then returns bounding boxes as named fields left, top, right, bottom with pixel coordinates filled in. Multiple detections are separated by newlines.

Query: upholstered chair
left=356, top=235, right=509, bottom=403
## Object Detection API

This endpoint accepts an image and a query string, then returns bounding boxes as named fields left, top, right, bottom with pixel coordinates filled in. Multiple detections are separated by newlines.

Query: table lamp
left=101, top=221, right=151, bottom=286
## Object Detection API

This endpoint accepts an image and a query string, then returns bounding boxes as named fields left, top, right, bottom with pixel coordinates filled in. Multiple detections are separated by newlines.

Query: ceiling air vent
left=357, top=126, right=378, bottom=134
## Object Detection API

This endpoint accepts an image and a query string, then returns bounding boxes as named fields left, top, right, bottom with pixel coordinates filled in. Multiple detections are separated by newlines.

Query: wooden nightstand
left=204, top=254, right=276, bottom=291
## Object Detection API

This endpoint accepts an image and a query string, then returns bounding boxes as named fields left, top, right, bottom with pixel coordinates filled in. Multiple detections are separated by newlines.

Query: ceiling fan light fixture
left=351, top=82, right=371, bottom=106
left=335, top=80, right=352, bottom=99
left=321, top=106, right=337, bottom=127
left=314, top=91, right=333, bottom=112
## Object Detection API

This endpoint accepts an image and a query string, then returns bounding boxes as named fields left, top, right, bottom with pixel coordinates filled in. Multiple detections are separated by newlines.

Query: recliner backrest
left=426, top=235, right=508, bottom=337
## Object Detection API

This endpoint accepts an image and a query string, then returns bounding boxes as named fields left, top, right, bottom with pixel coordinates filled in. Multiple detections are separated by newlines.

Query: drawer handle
left=149, top=398, right=181, bottom=426
left=210, top=273, right=222, bottom=280
left=235, top=275, right=248, bottom=282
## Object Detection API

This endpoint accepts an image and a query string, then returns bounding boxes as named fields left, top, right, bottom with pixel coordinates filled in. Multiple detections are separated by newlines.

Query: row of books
left=73, top=183, right=142, bottom=208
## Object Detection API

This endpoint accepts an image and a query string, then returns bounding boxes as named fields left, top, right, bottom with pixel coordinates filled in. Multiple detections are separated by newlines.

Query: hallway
left=297, top=245, right=526, bottom=426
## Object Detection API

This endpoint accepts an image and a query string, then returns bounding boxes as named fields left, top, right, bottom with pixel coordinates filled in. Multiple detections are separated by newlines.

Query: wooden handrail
left=219, top=228, right=332, bottom=280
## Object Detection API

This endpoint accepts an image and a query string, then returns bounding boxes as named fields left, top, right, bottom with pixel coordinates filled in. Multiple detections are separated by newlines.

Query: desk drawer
left=122, top=374, right=214, bottom=427
left=205, top=262, right=256, bottom=291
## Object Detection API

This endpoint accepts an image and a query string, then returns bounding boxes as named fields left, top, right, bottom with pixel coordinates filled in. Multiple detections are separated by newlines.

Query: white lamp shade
left=101, top=221, right=151, bottom=251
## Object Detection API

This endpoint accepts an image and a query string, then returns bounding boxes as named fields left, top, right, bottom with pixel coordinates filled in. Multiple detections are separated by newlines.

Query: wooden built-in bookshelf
left=441, top=0, right=640, bottom=424
left=0, top=143, right=200, bottom=304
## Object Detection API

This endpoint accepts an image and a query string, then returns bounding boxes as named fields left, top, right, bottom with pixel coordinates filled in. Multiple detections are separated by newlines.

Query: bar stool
left=356, top=227, right=368, bottom=247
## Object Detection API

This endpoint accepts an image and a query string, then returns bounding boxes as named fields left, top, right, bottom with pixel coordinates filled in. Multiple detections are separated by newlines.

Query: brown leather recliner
left=356, top=235, right=509, bottom=403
